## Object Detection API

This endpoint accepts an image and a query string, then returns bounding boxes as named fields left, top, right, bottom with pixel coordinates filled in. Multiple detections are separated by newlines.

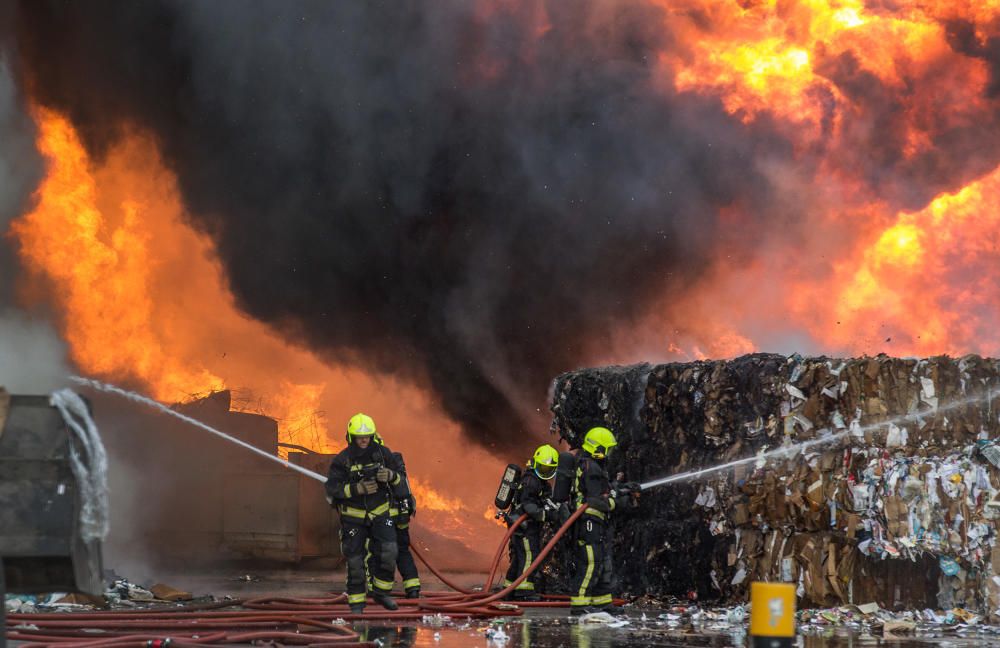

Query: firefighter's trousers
left=504, top=523, right=542, bottom=591
left=394, top=514, right=420, bottom=593
left=569, top=515, right=612, bottom=609
left=341, top=515, right=397, bottom=606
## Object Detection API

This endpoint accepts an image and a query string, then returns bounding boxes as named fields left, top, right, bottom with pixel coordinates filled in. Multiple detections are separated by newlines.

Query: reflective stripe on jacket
left=325, top=443, right=403, bottom=519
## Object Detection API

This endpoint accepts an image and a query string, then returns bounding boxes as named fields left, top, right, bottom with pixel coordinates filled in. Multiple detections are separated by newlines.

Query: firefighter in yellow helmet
left=325, top=413, right=404, bottom=613
left=570, top=426, right=620, bottom=615
left=502, top=444, right=563, bottom=600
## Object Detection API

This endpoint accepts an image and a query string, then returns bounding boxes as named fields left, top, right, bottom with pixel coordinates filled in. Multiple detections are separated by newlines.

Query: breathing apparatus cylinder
left=551, top=451, right=577, bottom=503
left=494, top=463, right=522, bottom=511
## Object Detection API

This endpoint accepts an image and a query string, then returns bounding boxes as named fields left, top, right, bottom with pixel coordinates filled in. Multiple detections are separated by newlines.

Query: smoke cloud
left=0, top=20, right=42, bottom=301
left=0, top=16, right=67, bottom=394
left=8, top=1, right=803, bottom=447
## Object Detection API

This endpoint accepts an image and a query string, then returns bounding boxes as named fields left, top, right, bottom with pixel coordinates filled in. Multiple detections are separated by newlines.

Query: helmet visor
left=535, top=463, right=557, bottom=480
left=592, top=444, right=616, bottom=460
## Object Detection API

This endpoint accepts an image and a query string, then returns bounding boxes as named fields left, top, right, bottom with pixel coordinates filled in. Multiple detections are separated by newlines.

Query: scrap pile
left=549, top=354, right=1000, bottom=613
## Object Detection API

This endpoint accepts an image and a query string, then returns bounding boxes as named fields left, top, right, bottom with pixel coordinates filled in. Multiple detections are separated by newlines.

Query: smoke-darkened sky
left=5, top=1, right=804, bottom=447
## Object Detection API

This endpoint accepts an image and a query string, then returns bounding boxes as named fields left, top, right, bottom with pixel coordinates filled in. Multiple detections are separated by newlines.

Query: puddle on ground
left=353, top=609, right=1000, bottom=648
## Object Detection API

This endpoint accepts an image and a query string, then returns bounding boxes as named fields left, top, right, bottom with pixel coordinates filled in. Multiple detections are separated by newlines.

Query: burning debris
left=551, top=353, right=1000, bottom=613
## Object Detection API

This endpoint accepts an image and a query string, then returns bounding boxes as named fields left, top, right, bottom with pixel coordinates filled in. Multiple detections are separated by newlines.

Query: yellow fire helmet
left=346, top=413, right=377, bottom=443
left=581, top=426, right=617, bottom=459
left=532, top=444, right=559, bottom=480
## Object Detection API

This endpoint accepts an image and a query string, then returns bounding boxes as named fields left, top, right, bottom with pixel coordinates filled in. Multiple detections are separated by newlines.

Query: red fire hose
left=482, top=513, right=527, bottom=592
left=8, top=505, right=613, bottom=647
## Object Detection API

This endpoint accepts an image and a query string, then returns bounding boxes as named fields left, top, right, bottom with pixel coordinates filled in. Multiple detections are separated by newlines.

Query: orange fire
left=483, top=506, right=507, bottom=528
left=788, top=168, right=1000, bottom=355
left=591, top=0, right=1000, bottom=363
left=662, top=0, right=989, bottom=140
left=10, top=107, right=502, bottom=559
left=11, top=107, right=328, bottom=450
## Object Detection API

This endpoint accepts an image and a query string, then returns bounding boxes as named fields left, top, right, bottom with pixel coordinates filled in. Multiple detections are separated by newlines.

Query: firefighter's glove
left=376, top=467, right=395, bottom=483
left=354, top=480, right=379, bottom=496
left=408, top=495, right=417, bottom=518
left=614, top=482, right=641, bottom=498
left=557, top=503, right=572, bottom=525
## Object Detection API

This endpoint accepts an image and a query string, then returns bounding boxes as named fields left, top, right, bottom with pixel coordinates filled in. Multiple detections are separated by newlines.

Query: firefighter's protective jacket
left=514, top=469, right=552, bottom=524
left=574, top=454, right=614, bottom=520
left=325, top=443, right=403, bottom=521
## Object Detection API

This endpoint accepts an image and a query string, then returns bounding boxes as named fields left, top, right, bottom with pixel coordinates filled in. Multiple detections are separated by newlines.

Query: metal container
left=0, top=392, right=103, bottom=595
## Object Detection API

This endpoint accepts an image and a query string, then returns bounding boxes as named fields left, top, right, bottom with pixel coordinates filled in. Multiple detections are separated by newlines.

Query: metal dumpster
left=0, top=389, right=105, bottom=596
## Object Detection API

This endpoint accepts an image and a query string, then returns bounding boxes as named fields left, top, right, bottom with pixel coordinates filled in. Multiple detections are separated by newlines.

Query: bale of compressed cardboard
left=549, top=354, right=1000, bottom=610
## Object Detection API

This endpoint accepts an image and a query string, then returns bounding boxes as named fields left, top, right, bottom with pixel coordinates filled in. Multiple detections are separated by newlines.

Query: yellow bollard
left=749, top=582, right=795, bottom=647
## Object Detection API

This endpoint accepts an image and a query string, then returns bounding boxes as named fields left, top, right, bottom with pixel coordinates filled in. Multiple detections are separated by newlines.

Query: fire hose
left=22, top=381, right=629, bottom=645
left=7, top=505, right=615, bottom=647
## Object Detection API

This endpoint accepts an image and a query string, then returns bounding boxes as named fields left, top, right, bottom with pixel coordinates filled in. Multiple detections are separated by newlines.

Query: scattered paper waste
left=485, top=625, right=510, bottom=642
left=552, top=354, right=1000, bottom=610
left=150, top=583, right=193, bottom=601
left=5, top=596, right=38, bottom=614
left=108, top=579, right=155, bottom=602
left=576, top=611, right=630, bottom=627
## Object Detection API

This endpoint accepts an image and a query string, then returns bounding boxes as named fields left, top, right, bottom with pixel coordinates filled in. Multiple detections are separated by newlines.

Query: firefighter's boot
left=371, top=591, right=399, bottom=611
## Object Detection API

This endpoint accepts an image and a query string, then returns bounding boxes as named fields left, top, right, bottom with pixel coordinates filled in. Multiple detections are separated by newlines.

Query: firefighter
left=389, top=449, right=421, bottom=599
left=569, top=426, right=622, bottom=615
left=325, top=413, right=403, bottom=613
left=502, top=444, right=561, bottom=601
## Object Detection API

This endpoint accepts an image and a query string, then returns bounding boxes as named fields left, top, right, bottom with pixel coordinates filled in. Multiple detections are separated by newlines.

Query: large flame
left=664, top=0, right=987, bottom=138
left=594, top=0, right=1000, bottom=363
left=11, top=107, right=500, bottom=558
left=790, top=167, right=1000, bottom=354
left=11, top=107, right=324, bottom=445
left=11, top=108, right=223, bottom=400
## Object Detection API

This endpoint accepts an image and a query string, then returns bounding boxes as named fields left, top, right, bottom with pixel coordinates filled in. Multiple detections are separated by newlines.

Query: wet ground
left=11, top=567, right=1000, bottom=647
left=165, top=568, right=1000, bottom=646
left=352, top=609, right=1000, bottom=648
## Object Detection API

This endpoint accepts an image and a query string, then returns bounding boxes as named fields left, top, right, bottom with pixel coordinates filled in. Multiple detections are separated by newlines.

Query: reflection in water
left=353, top=612, right=1000, bottom=648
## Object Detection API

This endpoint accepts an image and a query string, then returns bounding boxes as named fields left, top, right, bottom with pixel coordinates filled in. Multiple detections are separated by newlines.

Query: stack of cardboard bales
left=549, top=354, right=1000, bottom=611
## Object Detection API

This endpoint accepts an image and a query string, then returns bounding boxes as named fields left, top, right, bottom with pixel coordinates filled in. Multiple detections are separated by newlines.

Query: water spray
left=74, top=374, right=1000, bottom=495
left=638, top=431, right=849, bottom=490
left=638, top=383, right=1000, bottom=491
left=70, top=376, right=328, bottom=485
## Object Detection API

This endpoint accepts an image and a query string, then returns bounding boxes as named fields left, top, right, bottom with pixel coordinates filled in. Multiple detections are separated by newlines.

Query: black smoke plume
left=9, top=1, right=797, bottom=449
